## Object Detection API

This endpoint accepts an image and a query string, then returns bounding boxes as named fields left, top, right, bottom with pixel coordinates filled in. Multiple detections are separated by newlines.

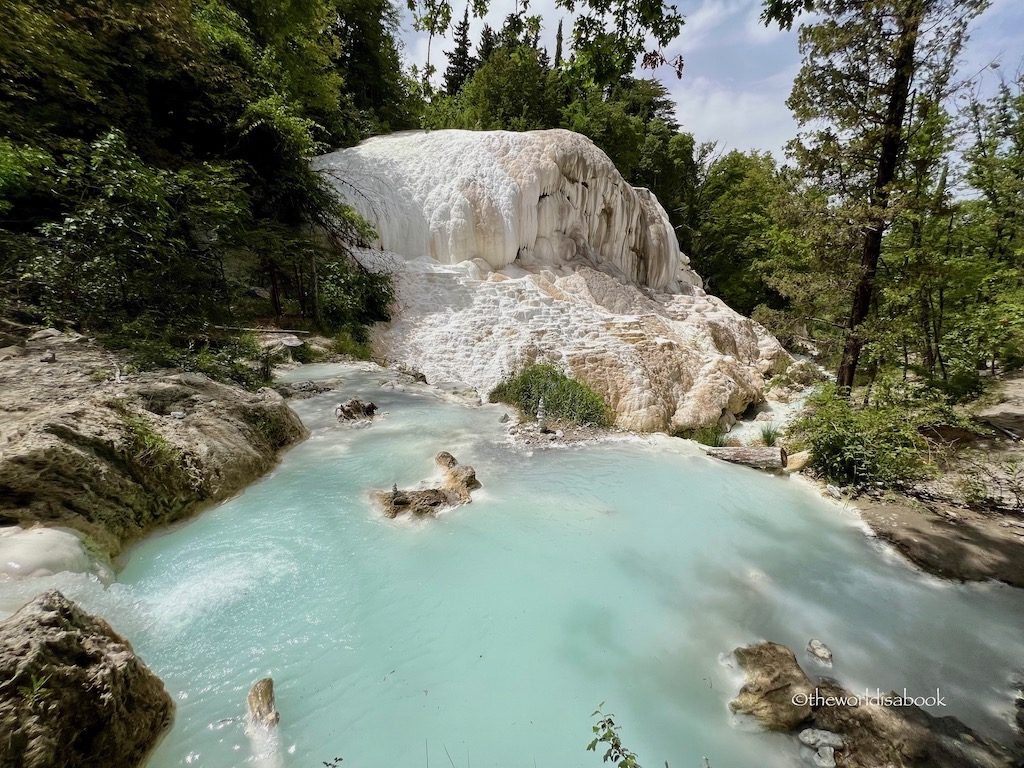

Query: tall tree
left=477, top=23, right=498, bottom=63
left=554, top=18, right=564, bottom=67
left=770, top=0, right=988, bottom=389
left=443, top=6, right=476, bottom=95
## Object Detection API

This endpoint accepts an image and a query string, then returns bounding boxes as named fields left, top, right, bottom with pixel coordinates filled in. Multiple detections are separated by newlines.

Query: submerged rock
left=0, top=590, right=173, bottom=768
left=316, top=130, right=789, bottom=432
left=731, top=641, right=1017, bottom=768
left=373, top=452, right=481, bottom=519
left=274, top=379, right=338, bottom=400
left=806, top=638, right=833, bottom=666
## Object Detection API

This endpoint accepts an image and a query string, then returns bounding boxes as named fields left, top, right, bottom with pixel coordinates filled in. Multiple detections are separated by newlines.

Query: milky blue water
left=4, top=363, right=1023, bottom=768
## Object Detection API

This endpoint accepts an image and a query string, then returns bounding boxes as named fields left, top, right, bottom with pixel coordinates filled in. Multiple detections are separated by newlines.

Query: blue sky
left=399, top=0, right=1024, bottom=158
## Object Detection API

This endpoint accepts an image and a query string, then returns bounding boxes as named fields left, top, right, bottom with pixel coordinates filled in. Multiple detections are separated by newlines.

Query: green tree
left=689, top=151, right=787, bottom=315
left=443, top=6, right=477, bottom=95
left=772, top=0, right=988, bottom=389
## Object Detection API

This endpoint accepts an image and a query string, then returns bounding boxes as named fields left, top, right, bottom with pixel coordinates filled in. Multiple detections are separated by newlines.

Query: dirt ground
left=850, top=372, right=1024, bottom=587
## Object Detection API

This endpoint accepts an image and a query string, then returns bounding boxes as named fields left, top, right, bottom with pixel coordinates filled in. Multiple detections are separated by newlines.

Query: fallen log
left=704, top=446, right=787, bottom=471
left=212, top=325, right=311, bottom=334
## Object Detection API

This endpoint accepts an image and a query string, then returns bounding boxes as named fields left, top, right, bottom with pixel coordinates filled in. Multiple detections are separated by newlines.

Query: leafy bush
left=489, top=363, right=612, bottom=427
left=791, top=384, right=972, bottom=486
left=330, top=327, right=373, bottom=360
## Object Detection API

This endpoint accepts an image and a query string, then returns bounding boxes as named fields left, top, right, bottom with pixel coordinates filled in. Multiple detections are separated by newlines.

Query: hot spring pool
left=3, top=363, right=1023, bottom=767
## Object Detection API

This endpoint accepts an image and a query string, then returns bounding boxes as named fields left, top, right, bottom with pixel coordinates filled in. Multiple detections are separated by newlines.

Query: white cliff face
left=315, top=129, right=788, bottom=432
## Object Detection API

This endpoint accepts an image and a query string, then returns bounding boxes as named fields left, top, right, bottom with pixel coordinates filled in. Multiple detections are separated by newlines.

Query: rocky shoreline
left=814, top=374, right=1024, bottom=588
left=0, top=328, right=306, bottom=568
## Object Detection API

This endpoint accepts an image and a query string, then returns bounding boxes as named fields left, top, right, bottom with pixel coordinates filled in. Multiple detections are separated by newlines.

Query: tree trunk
left=704, top=446, right=788, bottom=472
left=836, top=0, right=925, bottom=391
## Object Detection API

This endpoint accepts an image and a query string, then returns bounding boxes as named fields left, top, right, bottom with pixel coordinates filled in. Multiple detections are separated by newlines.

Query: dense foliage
left=489, top=363, right=612, bottom=427
left=791, top=383, right=980, bottom=487
left=0, top=0, right=407, bottom=368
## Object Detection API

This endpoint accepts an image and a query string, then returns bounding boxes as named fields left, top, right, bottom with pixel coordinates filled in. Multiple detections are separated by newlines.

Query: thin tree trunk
left=836, top=0, right=924, bottom=391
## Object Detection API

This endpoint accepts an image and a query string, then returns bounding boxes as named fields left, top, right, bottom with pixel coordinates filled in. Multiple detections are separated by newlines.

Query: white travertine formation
left=315, top=129, right=789, bottom=431
left=0, top=526, right=112, bottom=582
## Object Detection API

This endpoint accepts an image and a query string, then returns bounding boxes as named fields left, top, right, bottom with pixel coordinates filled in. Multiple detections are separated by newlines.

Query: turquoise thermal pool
left=2, top=364, right=1023, bottom=768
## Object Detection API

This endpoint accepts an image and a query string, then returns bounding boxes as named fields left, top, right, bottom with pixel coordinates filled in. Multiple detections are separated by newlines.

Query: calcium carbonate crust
left=315, top=129, right=789, bottom=432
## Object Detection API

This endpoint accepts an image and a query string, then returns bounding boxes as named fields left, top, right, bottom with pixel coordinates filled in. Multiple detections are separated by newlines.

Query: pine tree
left=443, top=6, right=476, bottom=96
left=554, top=19, right=563, bottom=67
left=477, top=24, right=497, bottom=64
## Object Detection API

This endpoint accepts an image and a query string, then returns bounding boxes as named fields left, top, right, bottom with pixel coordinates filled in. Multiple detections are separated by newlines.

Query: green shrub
left=102, top=325, right=269, bottom=390
left=489, top=363, right=612, bottom=427
left=330, top=327, right=373, bottom=360
left=760, top=423, right=780, bottom=446
left=791, top=384, right=971, bottom=486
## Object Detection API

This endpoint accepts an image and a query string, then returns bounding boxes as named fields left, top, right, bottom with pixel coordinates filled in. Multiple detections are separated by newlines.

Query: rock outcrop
left=730, top=641, right=1017, bottom=768
left=335, top=398, right=378, bottom=420
left=0, top=329, right=306, bottom=559
left=246, top=677, right=281, bottom=730
left=0, top=590, right=174, bottom=768
left=373, top=452, right=481, bottom=518
left=315, top=129, right=789, bottom=432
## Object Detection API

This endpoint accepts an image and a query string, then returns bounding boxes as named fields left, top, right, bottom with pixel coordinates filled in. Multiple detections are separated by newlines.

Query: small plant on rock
left=760, top=423, right=780, bottom=447
left=19, top=673, right=51, bottom=709
left=677, top=425, right=726, bottom=447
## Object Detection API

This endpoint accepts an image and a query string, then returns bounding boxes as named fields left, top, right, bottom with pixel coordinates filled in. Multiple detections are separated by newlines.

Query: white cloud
left=668, top=73, right=797, bottom=157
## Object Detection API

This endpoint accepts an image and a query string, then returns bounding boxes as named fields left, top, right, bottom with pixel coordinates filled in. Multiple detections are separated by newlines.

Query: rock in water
left=335, top=398, right=377, bottom=420
left=806, top=638, right=833, bottom=666
left=373, top=452, right=481, bottom=518
left=0, top=590, right=173, bottom=768
left=315, top=130, right=790, bottom=432
left=247, top=678, right=280, bottom=729
left=731, top=641, right=1017, bottom=768
left=730, top=641, right=814, bottom=731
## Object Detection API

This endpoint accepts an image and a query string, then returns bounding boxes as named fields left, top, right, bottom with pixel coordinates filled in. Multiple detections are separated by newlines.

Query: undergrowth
left=489, top=363, right=611, bottom=427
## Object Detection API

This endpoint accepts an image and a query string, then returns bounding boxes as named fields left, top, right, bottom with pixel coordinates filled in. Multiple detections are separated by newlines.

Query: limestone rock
left=0, top=590, right=173, bottom=768
left=731, top=641, right=1016, bottom=768
left=799, top=728, right=845, bottom=749
left=335, top=398, right=377, bottom=420
left=274, top=379, right=338, bottom=400
left=787, top=450, right=812, bottom=472
left=0, top=336, right=307, bottom=558
left=246, top=677, right=280, bottom=730
left=315, top=130, right=790, bottom=432
left=812, top=745, right=836, bottom=768
left=373, top=452, right=481, bottom=518
left=806, top=638, right=833, bottom=666
left=730, top=641, right=814, bottom=731
left=0, top=526, right=112, bottom=582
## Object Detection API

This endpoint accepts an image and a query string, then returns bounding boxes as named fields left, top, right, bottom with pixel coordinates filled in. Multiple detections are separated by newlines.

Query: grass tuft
left=489, top=363, right=612, bottom=427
